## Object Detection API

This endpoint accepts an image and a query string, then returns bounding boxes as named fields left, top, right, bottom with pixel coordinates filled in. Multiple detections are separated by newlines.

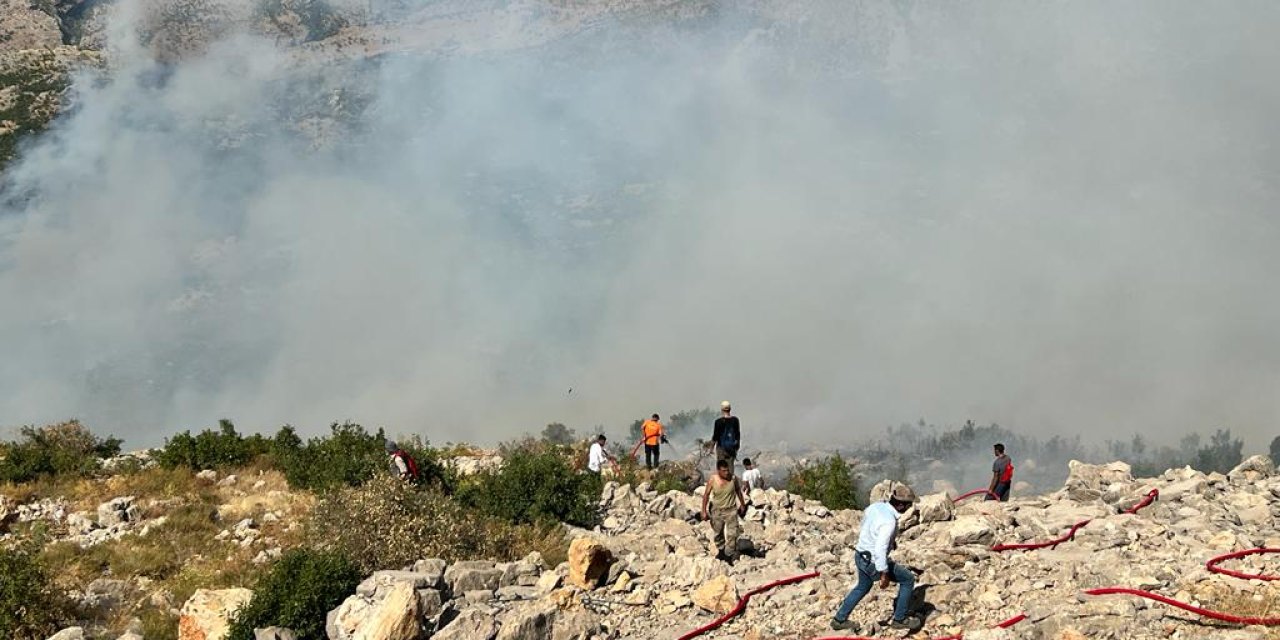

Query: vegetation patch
left=785, top=454, right=862, bottom=511
left=227, top=548, right=361, bottom=640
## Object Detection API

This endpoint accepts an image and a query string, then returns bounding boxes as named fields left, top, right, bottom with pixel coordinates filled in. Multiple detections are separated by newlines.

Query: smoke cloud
left=1, top=1, right=1277, bottom=450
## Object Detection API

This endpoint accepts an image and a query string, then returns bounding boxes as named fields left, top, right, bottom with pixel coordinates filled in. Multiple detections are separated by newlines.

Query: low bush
left=0, top=420, right=122, bottom=484
left=155, top=420, right=272, bottom=470
left=455, top=441, right=600, bottom=528
left=0, top=543, right=74, bottom=640
left=276, top=423, right=451, bottom=493
left=227, top=549, right=361, bottom=640
left=309, top=475, right=555, bottom=573
left=785, top=454, right=862, bottom=511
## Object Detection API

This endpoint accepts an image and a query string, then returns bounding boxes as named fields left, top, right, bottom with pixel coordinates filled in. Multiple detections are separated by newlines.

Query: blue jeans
left=834, top=552, right=915, bottom=623
left=987, top=481, right=1010, bottom=501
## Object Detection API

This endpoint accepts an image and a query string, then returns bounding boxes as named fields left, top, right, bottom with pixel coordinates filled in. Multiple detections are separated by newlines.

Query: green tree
left=1269, top=435, right=1280, bottom=463
left=1195, top=429, right=1243, bottom=474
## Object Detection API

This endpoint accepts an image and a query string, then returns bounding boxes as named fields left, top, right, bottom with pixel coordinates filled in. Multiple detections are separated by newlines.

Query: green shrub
left=0, top=420, right=122, bottom=484
left=156, top=420, right=272, bottom=470
left=227, top=549, right=361, bottom=640
left=0, top=544, right=73, bottom=640
left=309, top=475, right=552, bottom=573
left=540, top=422, right=576, bottom=445
left=1195, top=429, right=1243, bottom=474
left=455, top=442, right=600, bottom=528
left=276, top=423, right=451, bottom=493
left=785, top=454, right=863, bottom=511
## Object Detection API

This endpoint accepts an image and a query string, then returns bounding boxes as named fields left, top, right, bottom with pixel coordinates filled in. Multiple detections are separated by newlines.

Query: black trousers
left=644, top=443, right=660, bottom=468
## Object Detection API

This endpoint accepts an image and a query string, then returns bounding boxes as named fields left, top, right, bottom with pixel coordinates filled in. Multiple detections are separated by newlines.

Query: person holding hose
left=641, top=413, right=667, bottom=469
left=987, top=443, right=1013, bottom=501
left=830, top=483, right=923, bottom=633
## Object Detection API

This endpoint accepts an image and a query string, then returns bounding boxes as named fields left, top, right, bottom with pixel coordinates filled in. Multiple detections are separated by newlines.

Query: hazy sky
left=1, top=1, right=1277, bottom=450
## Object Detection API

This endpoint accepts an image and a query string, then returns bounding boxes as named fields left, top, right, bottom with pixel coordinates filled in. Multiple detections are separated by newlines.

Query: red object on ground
left=1206, top=548, right=1280, bottom=581
left=991, top=519, right=1093, bottom=552
left=1122, top=489, right=1160, bottom=514
left=676, top=571, right=822, bottom=640
left=991, top=488, right=1159, bottom=552
left=1084, top=587, right=1280, bottom=625
left=953, top=488, right=998, bottom=503
left=808, top=612, right=1028, bottom=640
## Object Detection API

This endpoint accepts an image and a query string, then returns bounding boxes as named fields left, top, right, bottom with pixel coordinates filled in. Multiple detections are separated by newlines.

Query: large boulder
left=567, top=537, right=612, bottom=589
left=1228, top=455, right=1274, bottom=482
left=178, top=588, right=253, bottom=640
left=916, top=493, right=955, bottom=524
left=496, top=601, right=557, bottom=640
left=352, top=581, right=419, bottom=640
left=691, top=575, right=739, bottom=614
left=445, top=561, right=503, bottom=595
left=434, top=608, right=498, bottom=640
left=1062, top=461, right=1133, bottom=502
left=947, top=516, right=996, bottom=546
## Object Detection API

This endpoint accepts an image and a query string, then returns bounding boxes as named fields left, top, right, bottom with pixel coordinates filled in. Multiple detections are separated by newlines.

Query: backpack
left=394, top=451, right=420, bottom=482
left=719, top=422, right=740, bottom=453
left=1000, top=460, right=1014, bottom=483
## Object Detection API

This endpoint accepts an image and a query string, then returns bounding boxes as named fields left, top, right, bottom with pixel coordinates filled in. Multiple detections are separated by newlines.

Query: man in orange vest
left=986, top=443, right=1013, bottom=501
left=641, top=413, right=667, bottom=469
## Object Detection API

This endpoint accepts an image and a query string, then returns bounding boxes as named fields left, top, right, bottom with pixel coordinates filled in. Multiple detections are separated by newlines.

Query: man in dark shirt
left=710, top=400, right=741, bottom=470
left=987, top=443, right=1013, bottom=502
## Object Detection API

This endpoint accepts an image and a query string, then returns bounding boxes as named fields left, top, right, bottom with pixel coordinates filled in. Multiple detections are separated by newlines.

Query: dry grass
left=1197, top=582, right=1280, bottom=639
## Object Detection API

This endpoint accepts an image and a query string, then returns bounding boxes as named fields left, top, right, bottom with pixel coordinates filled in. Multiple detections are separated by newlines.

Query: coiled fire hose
left=676, top=571, right=822, bottom=640
left=1206, top=548, right=1280, bottom=581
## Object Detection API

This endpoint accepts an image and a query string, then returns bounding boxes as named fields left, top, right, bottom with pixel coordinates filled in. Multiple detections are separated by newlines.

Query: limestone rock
left=253, top=628, right=297, bottom=640
left=691, top=575, right=739, bottom=613
left=566, top=537, right=611, bottom=589
left=352, top=581, right=419, bottom=640
left=47, top=629, right=85, bottom=640
left=445, top=560, right=503, bottom=594
left=496, top=601, right=557, bottom=640
left=947, top=516, right=996, bottom=546
left=178, top=588, right=253, bottom=640
left=435, top=608, right=498, bottom=640
left=916, top=492, right=955, bottom=524
left=1228, top=455, right=1274, bottom=482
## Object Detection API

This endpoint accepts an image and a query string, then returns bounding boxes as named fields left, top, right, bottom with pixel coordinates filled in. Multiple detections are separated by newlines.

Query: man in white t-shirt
left=741, top=458, right=762, bottom=491
left=588, top=434, right=615, bottom=474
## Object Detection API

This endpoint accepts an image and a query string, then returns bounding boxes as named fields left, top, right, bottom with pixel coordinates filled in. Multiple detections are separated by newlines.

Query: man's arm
left=870, top=514, right=895, bottom=574
left=701, top=481, right=711, bottom=520
left=735, top=479, right=748, bottom=514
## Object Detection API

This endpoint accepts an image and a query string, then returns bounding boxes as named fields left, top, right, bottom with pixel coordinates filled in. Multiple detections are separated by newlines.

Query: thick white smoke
left=1, top=1, right=1277, bottom=449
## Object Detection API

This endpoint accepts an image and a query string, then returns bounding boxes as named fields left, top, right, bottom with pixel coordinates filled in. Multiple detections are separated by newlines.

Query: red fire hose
left=808, top=612, right=1028, bottom=640
left=676, top=571, right=822, bottom=640
left=1206, top=548, right=1280, bottom=581
left=1083, top=587, right=1280, bottom=625
left=991, top=489, right=1159, bottom=552
left=953, top=488, right=998, bottom=503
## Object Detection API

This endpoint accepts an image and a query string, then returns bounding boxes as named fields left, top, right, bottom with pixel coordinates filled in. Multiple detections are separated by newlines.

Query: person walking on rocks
left=701, top=459, right=748, bottom=564
left=987, top=443, right=1013, bottom=502
left=641, top=414, right=667, bottom=469
left=830, top=483, right=923, bottom=633
left=708, top=400, right=741, bottom=470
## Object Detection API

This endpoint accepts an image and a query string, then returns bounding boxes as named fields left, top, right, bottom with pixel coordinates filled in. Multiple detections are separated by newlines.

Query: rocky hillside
left=16, top=454, right=1260, bottom=640
left=301, top=456, right=1278, bottom=640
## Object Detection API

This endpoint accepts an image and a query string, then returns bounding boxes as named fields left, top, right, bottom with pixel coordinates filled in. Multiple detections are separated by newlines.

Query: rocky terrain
left=57, top=454, right=1263, bottom=640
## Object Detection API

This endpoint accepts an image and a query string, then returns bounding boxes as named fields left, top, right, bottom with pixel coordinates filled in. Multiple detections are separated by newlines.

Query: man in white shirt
left=587, top=434, right=614, bottom=474
left=741, top=458, right=762, bottom=491
left=829, top=483, right=922, bottom=633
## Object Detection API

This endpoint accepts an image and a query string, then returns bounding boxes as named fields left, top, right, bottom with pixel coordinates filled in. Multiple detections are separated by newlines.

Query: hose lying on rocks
left=1205, top=548, right=1280, bottom=582
left=990, top=489, right=1159, bottom=552
left=952, top=488, right=998, bottom=503
left=676, top=570, right=822, bottom=640
left=1083, top=587, right=1280, bottom=626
